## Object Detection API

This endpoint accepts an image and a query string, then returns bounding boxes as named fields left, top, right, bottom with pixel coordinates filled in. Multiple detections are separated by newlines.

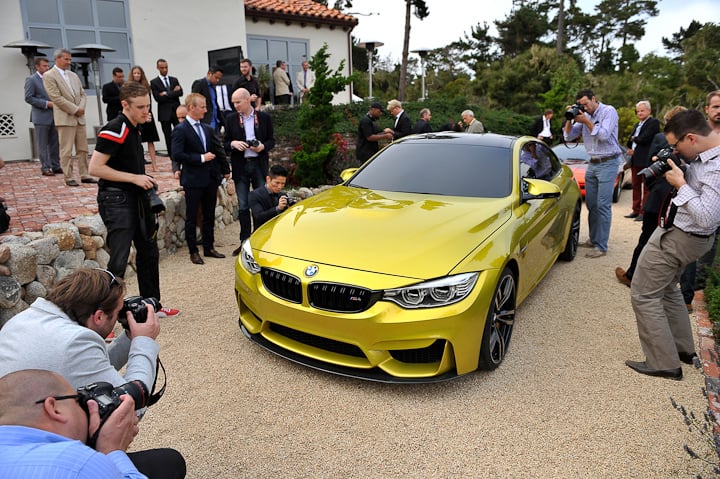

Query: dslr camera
left=281, top=195, right=298, bottom=206
left=76, top=380, right=148, bottom=445
left=117, top=296, right=161, bottom=330
left=247, top=139, right=260, bottom=147
left=637, top=147, right=685, bottom=179
left=565, top=103, right=586, bottom=120
left=146, top=183, right=165, bottom=214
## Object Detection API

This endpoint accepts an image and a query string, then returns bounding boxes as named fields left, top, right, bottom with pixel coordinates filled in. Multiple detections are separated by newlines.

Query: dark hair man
left=230, top=58, right=262, bottom=108
left=0, top=369, right=186, bottom=479
left=249, top=164, right=291, bottom=229
left=171, top=93, right=231, bottom=265
left=150, top=59, right=183, bottom=158
left=357, top=102, right=392, bottom=164
left=191, top=65, right=224, bottom=133
left=530, top=108, right=554, bottom=145
left=102, top=67, right=125, bottom=121
left=563, top=89, right=622, bottom=258
left=626, top=109, right=720, bottom=380
left=89, top=82, right=180, bottom=318
left=24, top=57, right=62, bottom=176
left=225, top=88, right=276, bottom=253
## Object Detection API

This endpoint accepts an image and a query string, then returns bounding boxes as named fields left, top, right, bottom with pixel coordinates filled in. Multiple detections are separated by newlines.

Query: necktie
left=163, top=77, right=170, bottom=90
left=194, top=122, right=205, bottom=150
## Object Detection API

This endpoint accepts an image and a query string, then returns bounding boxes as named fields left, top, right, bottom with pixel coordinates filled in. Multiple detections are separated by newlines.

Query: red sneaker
left=156, top=307, right=181, bottom=318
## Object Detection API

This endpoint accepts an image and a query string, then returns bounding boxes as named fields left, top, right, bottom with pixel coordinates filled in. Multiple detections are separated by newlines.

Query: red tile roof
left=245, top=0, right=358, bottom=28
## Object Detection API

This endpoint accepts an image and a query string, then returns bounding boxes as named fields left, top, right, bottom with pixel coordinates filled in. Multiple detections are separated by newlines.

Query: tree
left=293, top=44, right=356, bottom=186
left=593, top=0, right=659, bottom=71
left=662, top=20, right=703, bottom=58
left=398, top=0, right=429, bottom=101
left=495, top=4, right=551, bottom=57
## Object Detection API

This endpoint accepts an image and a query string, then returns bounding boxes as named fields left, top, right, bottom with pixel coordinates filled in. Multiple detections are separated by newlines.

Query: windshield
left=348, top=142, right=513, bottom=198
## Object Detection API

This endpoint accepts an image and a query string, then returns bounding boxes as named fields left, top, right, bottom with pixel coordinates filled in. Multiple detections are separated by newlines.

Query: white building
left=0, top=0, right=357, bottom=161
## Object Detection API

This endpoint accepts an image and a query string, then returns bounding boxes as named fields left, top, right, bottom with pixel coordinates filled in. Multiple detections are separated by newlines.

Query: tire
left=612, top=174, right=623, bottom=202
left=558, top=202, right=581, bottom=262
left=478, top=267, right=516, bottom=370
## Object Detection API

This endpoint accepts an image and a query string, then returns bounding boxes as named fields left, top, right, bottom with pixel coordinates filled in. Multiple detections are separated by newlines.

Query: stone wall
left=0, top=184, right=238, bottom=327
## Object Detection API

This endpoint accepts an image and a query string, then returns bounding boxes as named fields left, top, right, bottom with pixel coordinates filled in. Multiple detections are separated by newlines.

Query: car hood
left=251, top=186, right=513, bottom=279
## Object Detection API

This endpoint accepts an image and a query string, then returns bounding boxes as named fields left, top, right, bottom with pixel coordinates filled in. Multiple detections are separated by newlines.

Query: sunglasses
left=34, top=394, right=80, bottom=405
left=95, top=268, right=119, bottom=289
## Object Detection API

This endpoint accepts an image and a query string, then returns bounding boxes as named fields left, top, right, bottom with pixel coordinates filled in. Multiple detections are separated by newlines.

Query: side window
left=534, top=143, right=560, bottom=179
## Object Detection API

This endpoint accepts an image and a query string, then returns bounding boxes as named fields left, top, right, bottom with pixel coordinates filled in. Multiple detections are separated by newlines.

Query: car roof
left=398, top=132, right=518, bottom=149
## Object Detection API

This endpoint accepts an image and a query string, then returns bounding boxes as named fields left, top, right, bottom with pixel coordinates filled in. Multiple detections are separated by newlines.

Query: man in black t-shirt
left=89, top=82, right=180, bottom=318
left=231, top=58, right=262, bottom=109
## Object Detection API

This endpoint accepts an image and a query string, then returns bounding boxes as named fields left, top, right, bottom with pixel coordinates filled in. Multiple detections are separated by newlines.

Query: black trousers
left=128, top=448, right=186, bottom=478
left=98, top=189, right=161, bottom=300
left=184, top=184, right=217, bottom=254
left=160, top=118, right=179, bottom=157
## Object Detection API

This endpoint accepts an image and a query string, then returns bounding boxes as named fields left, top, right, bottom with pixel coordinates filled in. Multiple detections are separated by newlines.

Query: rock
left=92, top=235, right=104, bottom=249
left=0, top=265, right=10, bottom=276
left=24, top=281, right=47, bottom=305
left=0, top=300, right=29, bottom=329
left=1, top=235, right=30, bottom=245
left=83, top=259, right=100, bottom=269
left=73, top=214, right=106, bottom=237
left=95, top=248, right=110, bottom=269
left=52, top=250, right=85, bottom=276
left=6, top=244, right=38, bottom=285
left=43, top=223, right=80, bottom=251
left=36, top=265, right=56, bottom=289
left=0, top=245, right=9, bottom=263
left=0, top=276, right=22, bottom=308
left=27, top=236, right=60, bottom=265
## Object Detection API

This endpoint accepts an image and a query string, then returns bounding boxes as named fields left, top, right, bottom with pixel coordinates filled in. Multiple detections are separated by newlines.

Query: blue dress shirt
left=0, top=425, right=146, bottom=479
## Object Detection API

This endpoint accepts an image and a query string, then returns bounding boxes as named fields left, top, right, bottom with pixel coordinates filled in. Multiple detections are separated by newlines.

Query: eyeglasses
left=670, top=134, right=687, bottom=150
left=95, top=268, right=119, bottom=289
left=34, top=394, right=80, bottom=405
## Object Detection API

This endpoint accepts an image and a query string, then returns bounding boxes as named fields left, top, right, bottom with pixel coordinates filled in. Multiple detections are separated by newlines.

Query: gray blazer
left=24, top=72, right=54, bottom=126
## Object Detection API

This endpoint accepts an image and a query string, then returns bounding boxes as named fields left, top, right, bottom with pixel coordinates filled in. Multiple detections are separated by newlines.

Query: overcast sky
left=348, top=0, right=720, bottom=62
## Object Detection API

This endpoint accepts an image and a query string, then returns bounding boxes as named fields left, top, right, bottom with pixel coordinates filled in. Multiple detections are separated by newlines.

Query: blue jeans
left=98, top=189, right=161, bottom=300
left=234, top=159, right=266, bottom=241
left=584, top=158, right=618, bottom=252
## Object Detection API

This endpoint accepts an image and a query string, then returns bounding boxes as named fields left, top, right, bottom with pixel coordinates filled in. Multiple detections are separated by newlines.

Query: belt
left=100, top=186, right=127, bottom=192
left=589, top=155, right=616, bottom=164
left=676, top=227, right=714, bottom=239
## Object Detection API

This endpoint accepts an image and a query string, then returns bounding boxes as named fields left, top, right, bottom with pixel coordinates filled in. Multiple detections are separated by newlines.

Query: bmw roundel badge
left=304, top=265, right=319, bottom=277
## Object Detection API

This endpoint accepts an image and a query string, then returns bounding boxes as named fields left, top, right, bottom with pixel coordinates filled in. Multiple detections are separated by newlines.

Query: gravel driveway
left=126, top=191, right=712, bottom=478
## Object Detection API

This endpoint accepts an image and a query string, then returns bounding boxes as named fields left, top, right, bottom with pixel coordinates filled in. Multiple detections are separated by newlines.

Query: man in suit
left=24, top=57, right=61, bottom=176
left=461, top=110, right=485, bottom=133
left=191, top=66, right=224, bottom=133
left=43, top=48, right=96, bottom=186
left=295, top=61, right=315, bottom=104
left=172, top=93, right=231, bottom=265
left=150, top=59, right=183, bottom=157
left=101, top=67, right=124, bottom=121
left=249, top=164, right=290, bottom=229
left=224, top=88, right=276, bottom=254
left=384, top=99, right=412, bottom=140
left=273, top=60, right=292, bottom=105
left=413, top=108, right=432, bottom=134
left=530, top=109, right=554, bottom=145
left=625, top=100, right=660, bottom=220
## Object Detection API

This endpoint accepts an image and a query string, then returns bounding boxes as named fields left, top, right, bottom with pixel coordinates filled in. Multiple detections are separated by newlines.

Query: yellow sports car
left=235, top=133, right=581, bottom=382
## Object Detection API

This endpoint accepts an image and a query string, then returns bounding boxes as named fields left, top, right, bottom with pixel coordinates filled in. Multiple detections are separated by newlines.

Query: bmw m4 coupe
left=235, top=133, right=581, bottom=382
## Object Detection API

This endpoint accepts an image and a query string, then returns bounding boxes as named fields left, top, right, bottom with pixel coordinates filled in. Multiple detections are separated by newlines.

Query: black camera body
left=247, top=139, right=260, bottom=147
left=637, top=147, right=685, bottom=179
left=118, top=296, right=161, bottom=329
left=77, top=380, right=148, bottom=425
left=565, top=103, right=586, bottom=120
left=282, top=195, right=298, bottom=206
left=146, top=184, right=165, bottom=214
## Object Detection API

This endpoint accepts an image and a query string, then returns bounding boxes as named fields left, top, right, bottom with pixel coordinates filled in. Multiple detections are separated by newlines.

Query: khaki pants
left=57, top=125, right=89, bottom=181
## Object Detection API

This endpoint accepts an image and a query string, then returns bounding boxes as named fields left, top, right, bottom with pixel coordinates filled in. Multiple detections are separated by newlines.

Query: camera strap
left=146, top=356, right=166, bottom=407
left=658, top=189, right=678, bottom=229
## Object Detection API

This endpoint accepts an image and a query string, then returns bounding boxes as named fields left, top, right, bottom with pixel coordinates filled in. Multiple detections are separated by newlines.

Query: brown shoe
left=686, top=303, right=694, bottom=313
left=65, top=180, right=80, bottom=187
left=204, top=249, right=226, bottom=259
left=42, top=170, right=55, bottom=176
left=615, top=267, right=631, bottom=287
left=232, top=245, right=243, bottom=256
left=190, top=252, right=205, bottom=265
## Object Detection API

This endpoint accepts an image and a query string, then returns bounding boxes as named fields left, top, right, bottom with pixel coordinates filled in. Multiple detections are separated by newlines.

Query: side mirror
left=522, top=178, right=561, bottom=201
left=340, top=168, right=358, bottom=182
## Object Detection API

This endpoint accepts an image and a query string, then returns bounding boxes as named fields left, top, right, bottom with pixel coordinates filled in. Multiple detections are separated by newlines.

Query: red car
left=552, top=143, right=632, bottom=202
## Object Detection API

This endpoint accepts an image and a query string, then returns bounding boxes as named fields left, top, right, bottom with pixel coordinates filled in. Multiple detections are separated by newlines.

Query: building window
left=247, top=35, right=309, bottom=104
left=0, top=114, right=18, bottom=138
left=20, top=0, right=133, bottom=92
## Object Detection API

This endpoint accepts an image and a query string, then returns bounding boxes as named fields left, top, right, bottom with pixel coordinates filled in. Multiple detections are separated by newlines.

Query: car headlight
left=383, top=272, right=478, bottom=309
left=240, top=241, right=260, bottom=274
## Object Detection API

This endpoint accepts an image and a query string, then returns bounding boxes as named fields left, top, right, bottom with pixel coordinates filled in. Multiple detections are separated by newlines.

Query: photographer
left=0, top=369, right=185, bottom=479
left=626, top=109, right=720, bottom=380
left=563, top=89, right=622, bottom=258
left=0, top=268, right=159, bottom=394
left=89, top=82, right=179, bottom=318
left=249, top=164, right=291, bottom=229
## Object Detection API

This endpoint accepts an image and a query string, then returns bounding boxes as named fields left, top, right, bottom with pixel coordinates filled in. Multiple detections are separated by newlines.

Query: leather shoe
left=634, top=214, right=644, bottom=222
left=190, top=253, right=204, bottom=265
left=625, top=360, right=682, bottom=380
left=204, top=249, right=225, bottom=259
left=42, top=170, right=55, bottom=176
left=678, top=352, right=698, bottom=365
left=65, top=180, right=80, bottom=187
left=81, top=177, right=98, bottom=184
left=232, top=245, right=244, bottom=256
left=52, top=168, right=63, bottom=174
left=615, top=267, right=631, bottom=287
left=624, top=212, right=639, bottom=218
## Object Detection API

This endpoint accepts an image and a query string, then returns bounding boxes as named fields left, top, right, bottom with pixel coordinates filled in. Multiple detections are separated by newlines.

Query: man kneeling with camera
left=0, top=268, right=185, bottom=478
left=249, top=164, right=294, bottom=230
